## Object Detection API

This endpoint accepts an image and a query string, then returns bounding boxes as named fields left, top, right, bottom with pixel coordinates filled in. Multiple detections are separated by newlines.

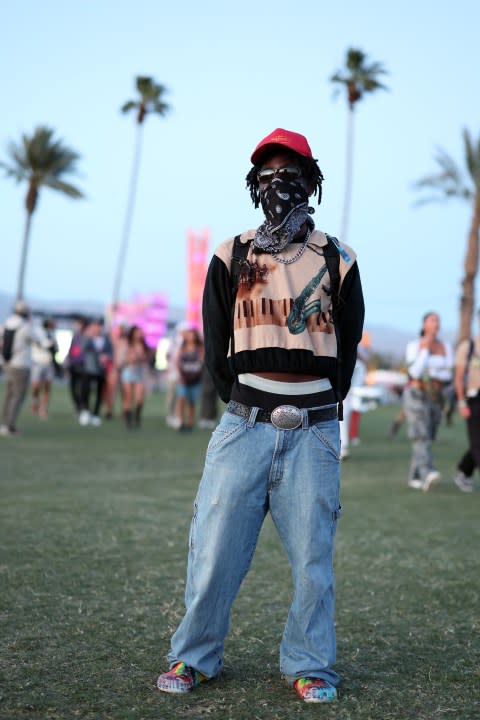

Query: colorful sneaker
left=293, top=677, right=338, bottom=703
left=157, top=662, right=208, bottom=694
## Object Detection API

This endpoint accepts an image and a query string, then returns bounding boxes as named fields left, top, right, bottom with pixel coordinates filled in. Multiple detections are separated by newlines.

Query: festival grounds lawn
left=0, top=384, right=479, bottom=720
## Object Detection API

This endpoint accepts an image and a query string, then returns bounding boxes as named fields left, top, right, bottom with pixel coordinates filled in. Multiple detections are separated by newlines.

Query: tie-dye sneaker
left=293, top=677, right=338, bottom=703
left=157, top=661, right=208, bottom=694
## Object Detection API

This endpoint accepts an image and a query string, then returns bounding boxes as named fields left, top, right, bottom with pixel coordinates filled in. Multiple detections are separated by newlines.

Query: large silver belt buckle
left=270, top=405, right=302, bottom=430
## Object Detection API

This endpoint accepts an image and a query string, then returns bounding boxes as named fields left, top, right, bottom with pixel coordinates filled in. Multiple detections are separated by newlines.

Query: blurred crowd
left=0, top=300, right=478, bottom=494
left=0, top=300, right=217, bottom=436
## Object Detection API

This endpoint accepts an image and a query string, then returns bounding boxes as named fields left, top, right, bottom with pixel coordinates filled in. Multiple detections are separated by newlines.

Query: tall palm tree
left=330, top=48, right=388, bottom=243
left=112, top=76, right=171, bottom=306
left=0, top=126, right=83, bottom=300
left=415, top=129, right=480, bottom=342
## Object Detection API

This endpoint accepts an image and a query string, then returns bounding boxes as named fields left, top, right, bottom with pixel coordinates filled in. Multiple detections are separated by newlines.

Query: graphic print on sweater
left=235, top=244, right=333, bottom=336
left=215, top=230, right=355, bottom=359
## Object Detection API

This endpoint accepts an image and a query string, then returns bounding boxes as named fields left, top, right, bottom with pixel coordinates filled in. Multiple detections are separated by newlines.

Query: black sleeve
left=202, top=254, right=235, bottom=403
left=337, top=261, right=365, bottom=399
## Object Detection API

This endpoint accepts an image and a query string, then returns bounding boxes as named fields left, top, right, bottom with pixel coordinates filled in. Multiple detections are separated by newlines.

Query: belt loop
left=301, top=408, right=309, bottom=430
left=247, top=406, right=259, bottom=428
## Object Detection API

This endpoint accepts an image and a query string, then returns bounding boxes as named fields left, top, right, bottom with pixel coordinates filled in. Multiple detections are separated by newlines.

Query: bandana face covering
left=254, top=178, right=313, bottom=254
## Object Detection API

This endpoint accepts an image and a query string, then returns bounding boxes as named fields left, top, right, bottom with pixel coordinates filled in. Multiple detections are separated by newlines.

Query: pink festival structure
left=107, top=293, right=169, bottom=348
left=186, top=228, right=210, bottom=331
left=106, top=229, right=209, bottom=345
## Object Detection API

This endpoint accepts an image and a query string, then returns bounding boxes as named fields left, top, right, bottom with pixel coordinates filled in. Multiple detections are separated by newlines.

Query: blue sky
left=1, top=0, right=478, bottom=336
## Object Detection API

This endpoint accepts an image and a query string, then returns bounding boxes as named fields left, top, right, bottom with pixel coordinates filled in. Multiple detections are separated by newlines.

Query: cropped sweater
left=202, top=229, right=365, bottom=404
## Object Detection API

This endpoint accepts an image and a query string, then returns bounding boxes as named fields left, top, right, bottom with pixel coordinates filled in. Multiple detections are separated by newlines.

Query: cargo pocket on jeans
left=311, top=421, right=340, bottom=460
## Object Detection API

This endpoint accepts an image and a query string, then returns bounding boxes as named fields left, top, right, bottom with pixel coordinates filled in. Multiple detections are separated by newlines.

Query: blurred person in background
left=66, top=317, right=88, bottom=416
left=0, top=300, right=43, bottom=436
left=175, top=328, right=204, bottom=432
left=165, top=323, right=189, bottom=428
left=404, top=311, right=453, bottom=491
left=347, top=338, right=370, bottom=448
left=78, top=319, right=113, bottom=426
left=31, top=317, right=58, bottom=419
left=120, top=325, right=150, bottom=429
left=453, top=310, right=480, bottom=492
left=104, top=324, right=128, bottom=419
left=339, top=340, right=369, bottom=459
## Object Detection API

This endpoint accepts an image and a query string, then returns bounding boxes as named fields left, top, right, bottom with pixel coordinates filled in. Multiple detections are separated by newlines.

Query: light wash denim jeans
left=167, top=406, right=341, bottom=685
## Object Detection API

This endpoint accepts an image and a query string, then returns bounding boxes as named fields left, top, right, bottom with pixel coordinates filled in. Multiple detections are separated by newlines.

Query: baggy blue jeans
left=167, top=406, right=341, bottom=685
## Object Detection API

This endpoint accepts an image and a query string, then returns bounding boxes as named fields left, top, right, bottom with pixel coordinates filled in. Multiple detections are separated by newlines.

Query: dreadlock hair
left=245, top=149, right=325, bottom=209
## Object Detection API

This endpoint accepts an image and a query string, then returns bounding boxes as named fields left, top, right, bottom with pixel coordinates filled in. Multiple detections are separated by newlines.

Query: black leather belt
left=226, top=400, right=337, bottom=430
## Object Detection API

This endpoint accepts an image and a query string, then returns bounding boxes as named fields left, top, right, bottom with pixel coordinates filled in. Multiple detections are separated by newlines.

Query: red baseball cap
left=250, top=128, right=313, bottom=165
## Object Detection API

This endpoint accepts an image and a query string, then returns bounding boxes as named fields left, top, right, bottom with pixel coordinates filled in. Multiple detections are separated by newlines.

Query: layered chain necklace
left=272, top=228, right=312, bottom=265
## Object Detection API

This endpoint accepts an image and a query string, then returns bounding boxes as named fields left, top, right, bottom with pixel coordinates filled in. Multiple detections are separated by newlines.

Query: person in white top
left=31, top=318, right=58, bottom=419
left=0, top=300, right=44, bottom=435
left=165, top=323, right=189, bottom=428
left=403, top=311, right=453, bottom=491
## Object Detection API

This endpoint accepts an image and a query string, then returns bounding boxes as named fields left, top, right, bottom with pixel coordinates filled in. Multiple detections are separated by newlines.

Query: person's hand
left=459, top=403, right=471, bottom=419
left=419, top=335, right=436, bottom=352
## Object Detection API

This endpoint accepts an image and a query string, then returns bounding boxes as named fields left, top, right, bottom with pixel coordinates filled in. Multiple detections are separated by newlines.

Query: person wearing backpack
left=157, top=129, right=364, bottom=703
left=453, top=312, right=480, bottom=492
left=0, top=300, right=43, bottom=436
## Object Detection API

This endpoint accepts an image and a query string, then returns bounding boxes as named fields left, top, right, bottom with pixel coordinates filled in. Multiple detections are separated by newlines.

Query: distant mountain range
left=0, top=292, right=106, bottom=321
left=0, top=291, right=454, bottom=363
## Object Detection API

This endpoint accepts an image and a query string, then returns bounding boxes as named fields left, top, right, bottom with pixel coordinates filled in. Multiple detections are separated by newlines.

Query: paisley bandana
left=253, top=178, right=313, bottom=254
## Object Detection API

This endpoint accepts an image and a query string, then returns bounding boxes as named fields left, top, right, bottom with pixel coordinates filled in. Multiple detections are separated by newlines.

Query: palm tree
left=415, top=129, right=480, bottom=342
left=330, top=48, right=388, bottom=243
left=112, top=76, right=171, bottom=306
left=0, top=126, right=83, bottom=301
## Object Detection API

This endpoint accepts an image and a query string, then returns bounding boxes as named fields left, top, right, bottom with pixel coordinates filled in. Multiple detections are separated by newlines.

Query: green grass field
left=0, top=385, right=478, bottom=720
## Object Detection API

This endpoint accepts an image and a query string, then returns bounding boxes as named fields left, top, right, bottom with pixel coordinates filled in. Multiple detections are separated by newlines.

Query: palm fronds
left=330, top=48, right=388, bottom=108
left=121, top=75, right=171, bottom=123
left=414, top=134, right=479, bottom=205
left=1, top=126, right=83, bottom=194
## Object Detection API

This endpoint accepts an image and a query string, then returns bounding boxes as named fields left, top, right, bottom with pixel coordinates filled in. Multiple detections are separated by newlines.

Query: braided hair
left=245, top=149, right=324, bottom=208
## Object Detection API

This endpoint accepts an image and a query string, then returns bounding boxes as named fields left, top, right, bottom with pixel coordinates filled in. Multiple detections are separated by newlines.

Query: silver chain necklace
left=272, top=228, right=312, bottom=265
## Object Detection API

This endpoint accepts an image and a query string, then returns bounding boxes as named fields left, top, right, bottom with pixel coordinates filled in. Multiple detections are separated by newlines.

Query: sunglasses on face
left=257, top=166, right=302, bottom=184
